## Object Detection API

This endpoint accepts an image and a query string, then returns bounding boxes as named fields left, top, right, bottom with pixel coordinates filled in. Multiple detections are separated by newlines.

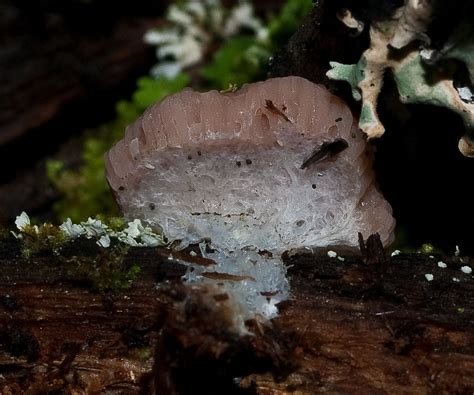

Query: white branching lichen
left=59, top=218, right=84, bottom=239
left=144, top=0, right=267, bottom=78
left=115, top=219, right=164, bottom=247
left=14, top=212, right=165, bottom=248
left=14, top=211, right=32, bottom=232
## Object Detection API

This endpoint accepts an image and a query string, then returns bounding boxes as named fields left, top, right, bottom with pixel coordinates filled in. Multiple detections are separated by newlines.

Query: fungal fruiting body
left=106, top=76, right=394, bottom=318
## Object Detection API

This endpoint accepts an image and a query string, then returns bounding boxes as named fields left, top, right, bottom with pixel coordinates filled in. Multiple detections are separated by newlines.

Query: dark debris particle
left=101, top=294, right=116, bottom=313
left=264, top=99, right=292, bottom=122
left=119, top=186, right=125, bottom=191
left=187, top=155, right=192, bottom=160
left=213, top=293, right=230, bottom=302
left=197, top=150, right=202, bottom=156
left=246, top=159, right=252, bottom=165
left=236, top=161, right=242, bottom=167
left=0, top=326, right=40, bottom=361
left=155, top=261, right=188, bottom=283
left=149, top=203, right=156, bottom=210
left=312, top=184, right=316, bottom=189
left=358, top=232, right=386, bottom=267
left=258, top=249, right=273, bottom=258
left=260, top=291, right=278, bottom=297
left=358, top=232, right=389, bottom=288
left=121, top=321, right=152, bottom=349
left=205, top=243, right=216, bottom=253
left=1, top=294, right=19, bottom=311
left=335, top=117, right=342, bottom=122
left=57, top=342, right=82, bottom=376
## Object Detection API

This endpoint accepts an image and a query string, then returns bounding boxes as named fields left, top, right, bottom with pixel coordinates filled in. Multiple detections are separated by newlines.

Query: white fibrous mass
left=106, top=76, right=395, bottom=319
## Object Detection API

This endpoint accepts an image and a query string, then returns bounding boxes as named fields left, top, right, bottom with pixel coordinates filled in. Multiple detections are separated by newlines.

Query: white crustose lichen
left=461, top=266, right=472, bottom=274
left=437, top=261, right=447, bottom=268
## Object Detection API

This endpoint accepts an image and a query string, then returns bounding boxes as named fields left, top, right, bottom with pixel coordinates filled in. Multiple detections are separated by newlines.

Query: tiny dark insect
left=300, top=138, right=349, bottom=169
left=264, top=99, right=292, bottom=122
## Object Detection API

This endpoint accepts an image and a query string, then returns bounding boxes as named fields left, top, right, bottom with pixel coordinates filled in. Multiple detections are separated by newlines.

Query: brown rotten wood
left=0, top=235, right=473, bottom=393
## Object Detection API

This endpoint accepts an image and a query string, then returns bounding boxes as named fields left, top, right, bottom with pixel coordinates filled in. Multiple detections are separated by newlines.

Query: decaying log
left=0, top=235, right=473, bottom=393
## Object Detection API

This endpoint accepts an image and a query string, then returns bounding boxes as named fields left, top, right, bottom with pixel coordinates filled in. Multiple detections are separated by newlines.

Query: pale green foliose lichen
left=326, top=2, right=474, bottom=157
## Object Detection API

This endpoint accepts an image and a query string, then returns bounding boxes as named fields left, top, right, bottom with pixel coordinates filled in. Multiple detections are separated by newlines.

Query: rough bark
left=1, top=236, right=473, bottom=394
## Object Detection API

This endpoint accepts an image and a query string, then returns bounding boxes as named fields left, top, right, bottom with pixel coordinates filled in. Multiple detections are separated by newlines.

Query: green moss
left=419, top=243, right=435, bottom=254
left=17, top=222, right=68, bottom=259
left=64, top=244, right=142, bottom=292
left=136, top=347, right=153, bottom=361
left=11, top=216, right=151, bottom=291
left=201, top=0, right=314, bottom=90
left=268, top=0, right=314, bottom=46
left=201, top=36, right=271, bottom=89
